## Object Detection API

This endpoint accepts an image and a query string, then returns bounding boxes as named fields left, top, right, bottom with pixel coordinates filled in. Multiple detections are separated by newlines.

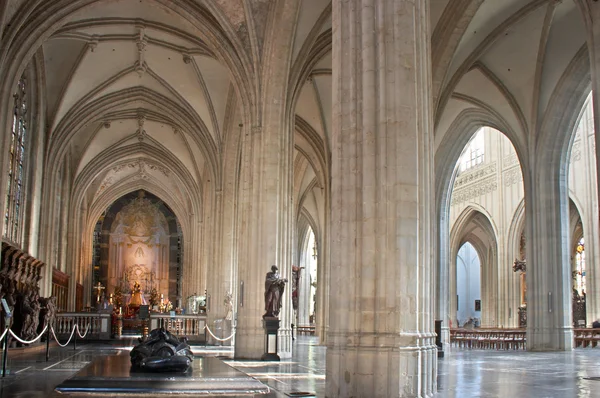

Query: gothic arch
left=435, top=109, right=525, bottom=334
left=449, top=205, right=499, bottom=328
left=523, top=43, right=591, bottom=350
left=569, top=197, right=584, bottom=253
left=47, top=87, right=220, bottom=184
left=0, top=0, right=256, bottom=133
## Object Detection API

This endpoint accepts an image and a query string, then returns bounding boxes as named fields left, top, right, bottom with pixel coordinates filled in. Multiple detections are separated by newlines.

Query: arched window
left=3, top=75, right=28, bottom=242
left=458, top=129, right=485, bottom=172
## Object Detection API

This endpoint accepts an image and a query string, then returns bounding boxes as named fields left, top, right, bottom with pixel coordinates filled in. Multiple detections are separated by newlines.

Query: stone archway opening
left=567, top=92, right=598, bottom=328
left=89, top=189, right=182, bottom=314
left=294, top=226, right=318, bottom=336
left=445, top=126, right=524, bottom=331
left=456, top=242, right=481, bottom=328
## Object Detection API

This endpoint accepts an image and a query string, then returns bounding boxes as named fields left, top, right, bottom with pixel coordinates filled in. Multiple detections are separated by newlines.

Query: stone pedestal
left=56, top=354, right=269, bottom=395
left=261, top=317, right=280, bottom=361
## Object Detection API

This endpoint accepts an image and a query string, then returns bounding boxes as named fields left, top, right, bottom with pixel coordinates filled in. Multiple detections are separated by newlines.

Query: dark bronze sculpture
left=263, top=265, right=287, bottom=318
left=130, top=327, right=194, bottom=372
left=38, top=296, right=57, bottom=335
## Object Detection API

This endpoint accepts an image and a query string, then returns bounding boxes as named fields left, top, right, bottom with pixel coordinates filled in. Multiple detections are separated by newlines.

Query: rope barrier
left=204, top=325, right=235, bottom=342
left=75, top=323, right=90, bottom=339
left=0, top=328, right=8, bottom=345
left=8, top=324, right=48, bottom=345
left=50, top=325, right=77, bottom=347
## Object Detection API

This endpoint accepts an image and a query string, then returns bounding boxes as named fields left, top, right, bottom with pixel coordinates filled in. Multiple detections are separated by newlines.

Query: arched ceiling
left=41, top=0, right=238, bottom=213
left=35, top=0, right=333, bottom=219
left=433, top=0, right=587, bottom=155
left=289, top=0, right=331, bottom=236
left=10, top=0, right=588, bottom=227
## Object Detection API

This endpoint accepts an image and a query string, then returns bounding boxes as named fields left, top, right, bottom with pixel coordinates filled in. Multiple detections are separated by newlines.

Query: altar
left=106, top=191, right=172, bottom=306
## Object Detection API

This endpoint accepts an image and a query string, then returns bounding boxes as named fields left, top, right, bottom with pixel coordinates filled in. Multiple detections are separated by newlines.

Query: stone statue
left=224, top=292, right=233, bottom=321
left=14, top=289, right=40, bottom=343
left=130, top=327, right=194, bottom=372
left=187, top=293, right=199, bottom=314
left=129, top=281, right=145, bottom=307
left=263, top=265, right=287, bottom=319
left=38, top=296, right=57, bottom=335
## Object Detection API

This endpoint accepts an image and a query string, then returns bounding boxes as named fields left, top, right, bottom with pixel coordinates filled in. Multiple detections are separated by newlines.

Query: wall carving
left=503, top=153, right=518, bottom=168
left=454, top=162, right=497, bottom=190
left=451, top=177, right=497, bottom=205
left=452, top=162, right=498, bottom=206
left=503, top=167, right=523, bottom=187
left=570, top=141, right=581, bottom=164
left=97, top=160, right=172, bottom=200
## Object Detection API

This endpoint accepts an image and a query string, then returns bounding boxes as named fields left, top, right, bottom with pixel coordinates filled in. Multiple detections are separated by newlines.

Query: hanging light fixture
left=312, top=244, right=317, bottom=260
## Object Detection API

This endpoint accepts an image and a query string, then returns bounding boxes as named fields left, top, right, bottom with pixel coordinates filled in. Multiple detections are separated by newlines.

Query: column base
left=234, top=324, right=265, bottom=360
left=527, top=325, right=573, bottom=351
left=326, top=333, right=437, bottom=398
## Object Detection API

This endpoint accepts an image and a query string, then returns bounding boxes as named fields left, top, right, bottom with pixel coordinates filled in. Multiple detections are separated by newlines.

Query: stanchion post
left=2, top=326, right=8, bottom=377
left=45, top=325, right=50, bottom=362
left=73, top=324, right=77, bottom=351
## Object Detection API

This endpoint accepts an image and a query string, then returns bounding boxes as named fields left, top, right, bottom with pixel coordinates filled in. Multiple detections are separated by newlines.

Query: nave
left=0, top=336, right=599, bottom=397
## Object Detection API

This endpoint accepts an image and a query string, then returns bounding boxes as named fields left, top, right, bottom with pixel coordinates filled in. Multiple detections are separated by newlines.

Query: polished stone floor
left=438, top=347, right=600, bottom=398
left=2, top=337, right=600, bottom=397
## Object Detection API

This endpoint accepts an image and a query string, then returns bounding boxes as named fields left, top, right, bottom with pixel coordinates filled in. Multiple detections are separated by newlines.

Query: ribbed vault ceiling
left=433, top=0, right=586, bottom=154
left=36, top=0, right=333, bottom=223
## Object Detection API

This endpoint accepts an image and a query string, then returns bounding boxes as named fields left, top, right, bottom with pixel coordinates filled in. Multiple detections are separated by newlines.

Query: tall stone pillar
left=577, top=0, right=600, bottom=327
left=234, top=0, right=298, bottom=359
left=328, top=1, right=436, bottom=397
left=525, top=173, right=573, bottom=350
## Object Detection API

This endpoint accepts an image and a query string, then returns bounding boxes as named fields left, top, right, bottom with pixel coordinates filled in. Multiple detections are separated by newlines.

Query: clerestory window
left=3, top=76, right=28, bottom=242
left=458, top=129, right=485, bottom=173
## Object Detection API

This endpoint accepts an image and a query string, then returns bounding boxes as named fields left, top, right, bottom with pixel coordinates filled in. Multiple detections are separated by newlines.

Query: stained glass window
left=92, top=217, right=103, bottom=285
left=574, top=237, right=586, bottom=295
left=3, top=76, right=28, bottom=241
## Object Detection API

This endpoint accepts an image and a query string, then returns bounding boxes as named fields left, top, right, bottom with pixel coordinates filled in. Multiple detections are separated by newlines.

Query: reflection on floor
left=2, top=336, right=600, bottom=397
left=438, top=347, right=600, bottom=398
left=0, top=336, right=325, bottom=397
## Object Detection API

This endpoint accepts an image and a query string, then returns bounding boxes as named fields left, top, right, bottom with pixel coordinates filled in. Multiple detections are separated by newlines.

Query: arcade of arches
left=2, top=0, right=600, bottom=397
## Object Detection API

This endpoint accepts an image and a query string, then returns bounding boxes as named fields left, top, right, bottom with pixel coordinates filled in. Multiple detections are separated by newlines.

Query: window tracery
left=458, top=129, right=485, bottom=173
left=3, top=76, right=28, bottom=242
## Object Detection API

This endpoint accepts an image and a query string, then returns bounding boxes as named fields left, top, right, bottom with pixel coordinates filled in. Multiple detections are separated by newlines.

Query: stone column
left=328, top=1, right=436, bottom=397
left=233, top=1, right=298, bottom=360
left=525, top=172, right=573, bottom=350
left=298, top=247, right=311, bottom=326
left=206, top=189, right=231, bottom=344
left=578, top=0, right=600, bottom=327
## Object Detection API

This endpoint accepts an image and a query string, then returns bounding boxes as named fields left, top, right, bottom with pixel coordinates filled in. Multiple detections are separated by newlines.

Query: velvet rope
left=204, top=325, right=235, bottom=342
left=50, top=324, right=77, bottom=347
left=8, top=324, right=48, bottom=345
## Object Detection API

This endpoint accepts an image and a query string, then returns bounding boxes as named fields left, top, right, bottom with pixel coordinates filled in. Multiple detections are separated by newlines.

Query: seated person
left=592, top=319, right=600, bottom=329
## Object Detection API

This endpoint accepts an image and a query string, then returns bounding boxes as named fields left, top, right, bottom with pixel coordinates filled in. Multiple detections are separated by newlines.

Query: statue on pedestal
left=263, top=265, right=287, bottom=319
left=129, top=281, right=145, bottom=308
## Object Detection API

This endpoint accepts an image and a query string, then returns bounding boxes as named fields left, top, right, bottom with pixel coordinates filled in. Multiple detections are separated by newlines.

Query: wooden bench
left=574, top=328, right=600, bottom=348
left=297, top=325, right=316, bottom=335
left=450, top=328, right=526, bottom=350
